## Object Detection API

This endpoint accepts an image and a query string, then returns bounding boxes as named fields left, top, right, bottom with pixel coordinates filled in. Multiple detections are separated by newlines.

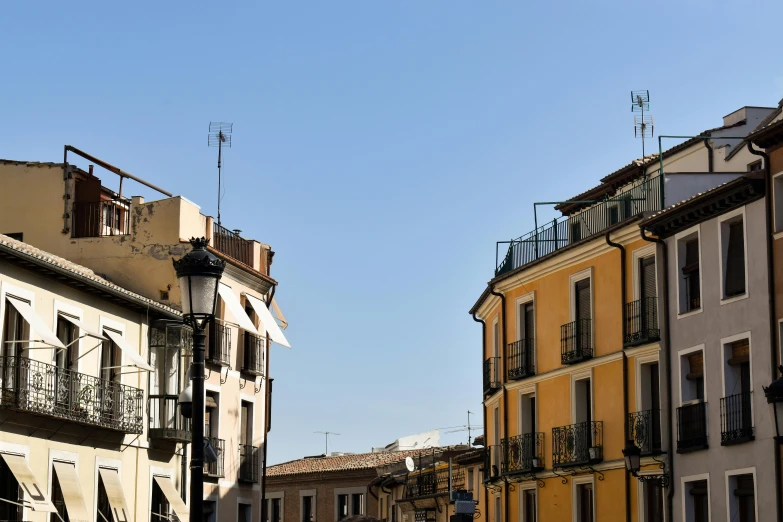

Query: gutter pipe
left=472, top=310, right=488, bottom=522
left=260, top=284, right=277, bottom=522
left=488, top=287, right=508, bottom=522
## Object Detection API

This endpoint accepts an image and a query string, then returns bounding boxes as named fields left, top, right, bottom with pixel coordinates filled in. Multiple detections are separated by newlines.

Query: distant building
left=373, top=430, right=441, bottom=453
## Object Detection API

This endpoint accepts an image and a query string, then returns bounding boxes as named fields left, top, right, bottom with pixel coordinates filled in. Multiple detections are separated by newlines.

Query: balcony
left=507, top=339, right=535, bottom=380
left=238, top=444, right=259, bottom=483
left=628, top=409, right=662, bottom=455
left=71, top=200, right=131, bottom=238
left=623, top=298, right=660, bottom=347
left=403, top=467, right=465, bottom=499
left=482, top=445, right=501, bottom=483
left=241, top=332, right=265, bottom=376
left=560, top=319, right=592, bottom=364
left=483, top=357, right=501, bottom=396
left=495, top=175, right=662, bottom=276
left=207, top=320, right=231, bottom=367
left=552, top=421, right=603, bottom=468
left=0, top=356, right=143, bottom=433
left=149, top=395, right=192, bottom=442
left=720, top=392, right=753, bottom=446
left=501, top=433, right=544, bottom=475
left=204, top=437, right=225, bottom=478
left=213, top=223, right=252, bottom=266
left=677, top=402, right=708, bottom=453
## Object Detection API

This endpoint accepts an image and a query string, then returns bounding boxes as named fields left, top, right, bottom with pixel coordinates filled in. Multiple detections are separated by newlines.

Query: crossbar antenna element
left=631, top=90, right=654, bottom=156
left=208, top=122, right=233, bottom=226
left=314, top=431, right=340, bottom=455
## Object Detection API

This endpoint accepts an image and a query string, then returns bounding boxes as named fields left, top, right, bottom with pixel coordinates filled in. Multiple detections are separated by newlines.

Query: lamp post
left=763, top=365, right=783, bottom=443
left=173, top=237, right=225, bottom=522
left=622, top=439, right=669, bottom=487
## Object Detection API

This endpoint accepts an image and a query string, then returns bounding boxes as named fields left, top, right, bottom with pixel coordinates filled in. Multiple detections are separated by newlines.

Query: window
left=51, top=465, right=70, bottom=522
left=638, top=362, right=662, bottom=452
left=519, top=302, right=534, bottom=341
left=727, top=473, right=756, bottom=522
left=684, top=479, right=709, bottom=522
left=467, top=468, right=474, bottom=491
left=2, top=299, right=28, bottom=390
left=574, top=278, right=592, bottom=352
left=240, top=401, right=253, bottom=446
left=492, top=407, right=500, bottom=476
left=0, top=457, right=22, bottom=522
left=774, top=172, right=783, bottom=232
left=301, top=494, right=314, bottom=522
left=492, top=319, right=499, bottom=359
left=520, top=393, right=536, bottom=435
left=680, top=236, right=701, bottom=312
left=570, top=220, right=582, bottom=242
left=681, top=350, right=705, bottom=403
left=576, top=483, right=594, bottom=522
left=239, top=503, right=252, bottom=522
left=204, top=501, right=217, bottom=522
left=205, top=392, right=219, bottom=438
left=494, top=496, right=501, bottom=522
left=96, top=472, right=111, bottom=522
left=748, top=160, right=762, bottom=172
left=721, top=213, right=746, bottom=299
left=267, top=498, right=281, bottom=522
left=574, top=378, right=592, bottom=425
left=721, top=338, right=753, bottom=444
left=642, top=481, right=664, bottom=522
left=337, top=495, right=349, bottom=520
left=100, top=330, right=122, bottom=383
left=351, top=494, right=363, bottom=516
left=150, top=480, right=170, bottom=522
left=522, top=488, right=536, bottom=522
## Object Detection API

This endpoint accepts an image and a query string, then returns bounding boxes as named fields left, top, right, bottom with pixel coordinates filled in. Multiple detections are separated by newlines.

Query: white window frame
left=238, top=395, right=256, bottom=446
left=518, top=481, right=538, bottom=522
left=237, top=499, right=253, bottom=522
left=205, top=383, right=221, bottom=440
left=634, top=351, right=661, bottom=412
left=570, top=367, right=593, bottom=425
left=265, top=492, right=285, bottom=522
left=725, top=468, right=757, bottom=522
left=675, top=225, right=703, bottom=318
left=492, top=316, right=500, bottom=359
left=772, top=170, right=783, bottom=234
left=98, top=316, right=127, bottom=385
left=681, top=473, right=710, bottom=522
left=569, top=268, right=594, bottom=322
left=717, top=207, right=749, bottom=304
left=515, top=292, right=535, bottom=342
left=517, top=383, right=537, bottom=435
left=677, top=345, right=707, bottom=406
left=334, top=487, right=365, bottom=521
left=299, top=489, right=317, bottom=522
left=571, top=474, right=595, bottom=522
left=493, top=493, right=502, bottom=522
left=635, top=471, right=667, bottom=522
left=632, top=244, right=657, bottom=301
left=0, top=281, right=35, bottom=356
left=719, top=332, right=754, bottom=428
left=52, top=300, right=85, bottom=373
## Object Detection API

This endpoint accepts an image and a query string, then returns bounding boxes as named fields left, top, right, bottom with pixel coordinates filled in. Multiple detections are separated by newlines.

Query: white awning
left=5, top=297, right=65, bottom=350
left=217, top=283, right=259, bottom=335
left=271, top=298, right=288, bottom=330
left=0, top=453, right=57, bottom=512
left=58, top=313, right=107, bottom=341
left=53, top=461, right=90, bottom=522
left=102, top=328, right=154, bottom=372
left=153, top=476, right=189, bottom=522
left=244, top=294, right=291, bottom=348
left=98, top=468, right=131, bottom=522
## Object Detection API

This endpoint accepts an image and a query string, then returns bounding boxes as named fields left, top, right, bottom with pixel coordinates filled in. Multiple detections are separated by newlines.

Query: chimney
left=88, top=165, right=94, bottom=176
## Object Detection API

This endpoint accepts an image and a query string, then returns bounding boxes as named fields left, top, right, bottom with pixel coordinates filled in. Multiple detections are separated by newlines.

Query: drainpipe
left=606, top=232, right=630, bottom=522
left=747, top=141, right=782, bottom=522
left=488, top=287, right=508, bottom=522
left=260, top=284, right=277, bottom=522
left=640, top=229, right=674, bottom=522
left=472, top=311, right=488, bottom=522
left=704, top=138, right=714, bottom=173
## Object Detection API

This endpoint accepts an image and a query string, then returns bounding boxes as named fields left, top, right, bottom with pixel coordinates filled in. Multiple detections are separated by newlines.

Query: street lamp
left=763, top=365, right=783, bottom=443
left=173, top=237, right=225, bottom=522
left=622, top=439, right=669, bottom=487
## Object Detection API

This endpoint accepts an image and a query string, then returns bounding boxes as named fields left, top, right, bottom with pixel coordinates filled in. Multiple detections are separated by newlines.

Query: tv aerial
left=631, top=90, right=654, bottom=156
left=208, top=122, right=233, bottom=226
left=314, top=431, right=340, bottom=455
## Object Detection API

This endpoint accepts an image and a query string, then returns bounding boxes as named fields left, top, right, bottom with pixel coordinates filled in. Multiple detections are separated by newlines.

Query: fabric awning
left=270, top=298, right=288, bottom=330
left=244, top=294, right=291, bottom=348
left=153, top=476, right=189, bottom=522
left=98, top=467, right=131, bottom=522
left=53, top=461, right=90, bottom=522
left=102, top=328, right=154, bottom=372
left=5, top=297, right=65, bottom=350
left=217, top=283, right=259, bottom=335
left=58, top=313, right=107, bottom=341
left=0, top=453, right=56, bottom=512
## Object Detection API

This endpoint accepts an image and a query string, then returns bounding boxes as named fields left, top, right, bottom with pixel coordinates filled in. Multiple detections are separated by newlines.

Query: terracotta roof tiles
left=267, top=450, right=423, bottom=477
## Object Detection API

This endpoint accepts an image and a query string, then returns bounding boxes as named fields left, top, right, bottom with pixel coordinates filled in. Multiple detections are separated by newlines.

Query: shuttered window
left=524, top=303, right=535, bottom=340
left=682, top=239, right=700, bottom=311
left=641, top=257, right=656, bottom=299
left=576, top=280, right=591, bottom=321
left=725, top=221, right=746, bottom=297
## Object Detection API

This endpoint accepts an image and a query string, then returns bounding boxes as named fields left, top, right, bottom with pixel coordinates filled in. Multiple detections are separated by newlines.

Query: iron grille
left=676, top=402, right=708, bottom=452
left=501, top=432, right=544, bottom=474
left=560, top=319, right=592, bottom=364
left=71, top=200, right=131, bottom=238
left=623, top=298, right=660, bottom=346
left=204, top=438, right=225, bottom=478
left=149, top=395, right=192, bottom=442
left=628, top=409, right=662, bottom=455
left=0, top=356, right=143, bottom=433
left=212, top=223, right=252, bottom=266
left=552, top=421, right=603, bottom=467
left=507, top=339, right=535, bottom=380
left=238, top=444, right=259, bottom=482
left=483, top=357, right=501, bottom=395
left=242, top=332, right=265, bottom=376
left=404, top=467, right=465, bottom=499
left=207, top=321, right=231, bottom=366
left=720, top=392, right=753, bottom=445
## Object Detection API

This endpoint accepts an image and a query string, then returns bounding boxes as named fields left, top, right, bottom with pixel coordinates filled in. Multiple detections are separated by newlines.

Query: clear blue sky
left=2, top=1, right=783, bottom=464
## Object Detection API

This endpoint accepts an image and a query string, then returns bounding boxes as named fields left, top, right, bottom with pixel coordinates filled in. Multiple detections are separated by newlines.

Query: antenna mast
left=208, top=122, right=233, bottom=226
left=314, top=431, right=340, bottom=455
left=467, top=410, right=473, bottom=446
left=631, top=90, right=654, bottom=157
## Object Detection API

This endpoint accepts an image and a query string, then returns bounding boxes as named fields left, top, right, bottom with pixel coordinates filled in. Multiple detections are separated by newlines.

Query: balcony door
left=54, top=316, right=78, bottom=409
left=575, top=279, right=591, bottom=351
left=1, top=301, right=27, bottom=394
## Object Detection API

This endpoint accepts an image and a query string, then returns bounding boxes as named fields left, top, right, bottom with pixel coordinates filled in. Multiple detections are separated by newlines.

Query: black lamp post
left=763, top=365, right=783, bottom=443
left=622, top=439, right=669, bottom=487
left=173, top=238, right=225, bottom=522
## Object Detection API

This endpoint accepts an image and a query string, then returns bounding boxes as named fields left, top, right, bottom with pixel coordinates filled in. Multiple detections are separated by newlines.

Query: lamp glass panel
left=180, top=275, right=219, bottom=317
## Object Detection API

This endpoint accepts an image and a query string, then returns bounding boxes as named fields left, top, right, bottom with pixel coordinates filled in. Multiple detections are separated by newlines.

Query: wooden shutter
left=725, top=222, right=746, bottom=296
left=641, top=257, right=657, bottom=299
left=576, top=279, right=591, bottom=320
left=687, top=352, right=704, bottom=380
left=728, top=339, right=750, bottom=365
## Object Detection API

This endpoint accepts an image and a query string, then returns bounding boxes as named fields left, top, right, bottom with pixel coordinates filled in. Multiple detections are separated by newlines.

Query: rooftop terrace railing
left=213, top=222, right=252, bottom=266
left=495, top=174, right=662, bottom=276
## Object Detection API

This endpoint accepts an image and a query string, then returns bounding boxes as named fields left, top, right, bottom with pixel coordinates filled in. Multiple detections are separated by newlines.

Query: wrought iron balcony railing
left=501, top=433, right=544, bottom=475
left=561, top=319, right=592, bottom=364
left=483, top=357, right=501, bottom=395
left=212, top=223, right=252, bottom=267
left=482, top=445, right=501, bottom=483
left=0, top=356, right=143, bottom=433
left=204, top=437, right=225, bottom=478
left=403, top=467, right=465, bottom=499
left=677, top=402, right=708, bottom=453
left=207, top=320, right=231, bottom=367
left=238, top=444, right=259, bottom=483
left=71, top=200, right=131, bottom=238
left=507, top=339, right=535, bottom=380
left=720, top=392, right=753, bottom=446
left=552, top=421, right=603, bottom=467
left=628, top=409, right=662, bottom=455
left=495, top=175, right=662, bottom=276
left=149, top=395, right=192, bottom=442
left=623, top=297, right=660, bottom=346
left=242, top=332, right=265, bottom=376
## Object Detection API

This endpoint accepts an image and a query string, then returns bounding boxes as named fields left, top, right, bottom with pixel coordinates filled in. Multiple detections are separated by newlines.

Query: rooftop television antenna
left=444, top=410, right=476, bottom=446
left=208, top=122, right=233, bottom=226
left=314, top=431, right=340, bottom=454
left=631, top=90, right=654, bottom=156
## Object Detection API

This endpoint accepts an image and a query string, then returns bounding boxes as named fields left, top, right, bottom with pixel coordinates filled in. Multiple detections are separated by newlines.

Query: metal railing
left=483, top=357, right=501, bottom=395
left=403, top=466, right=465, bottom=499
left=561, top=319, right=592, bottom=364
left=212, top=223, right=252, bottom=266
left=501, top=432, right=544, bottom=475
left=677, top=402, right=708, bottom=452
left=552, top=421, right=603, bottom=467
left=71, top=200, right=131, bottom=238
left=495, top=175, right=662, bottom=276
left=482, top=445, right=501, bottom=483
left=624, top=297, right=659, bottom=346
left=507, top=339, right=535, bottom=380
left=207, top=321, right=231, bottom=366
left=238, top=444, right=259, bottom=482
left=242, top=332, right=265, bottom=376
left=204, top=438, right=225, bottom=478
left=720, top=392, right=753, bottom=445
left=149, top=395, right=192, bottom=442
left=628, top=409, right=662, bottom=455
left=0, top=356, right=143, bottom=433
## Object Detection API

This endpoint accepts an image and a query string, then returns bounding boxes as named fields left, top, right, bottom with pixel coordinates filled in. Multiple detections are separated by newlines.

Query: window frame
left=334, top=487, right=365, bottom=521
left=772, top=170, right=783, bottom=233
left=678, top=345, right=707, bottom=406
left=674, top=225, right=703, bottom=318
left=725, top=468, right=757, bottom=522
left=515, top=292, right=535, bottom=342
left=717, top=207, right=749, bottom=304
left=571, top=474, right=595, bottom=522
left=569, top=268, right=594, bottom=351
left=519, top=481, right=538, bottom=522
left=570, top=368, right=593, bottom=425
left=681, top=473, right=710, bottom=522
left=636, top=471, right=666, bottom=522
left=632, top=245, right=657, bottom=301
left=299, top=489, right=316, bottom=522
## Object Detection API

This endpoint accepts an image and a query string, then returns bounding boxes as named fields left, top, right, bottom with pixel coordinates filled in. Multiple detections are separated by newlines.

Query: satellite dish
left=405, top=457, right=415, bottom=472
